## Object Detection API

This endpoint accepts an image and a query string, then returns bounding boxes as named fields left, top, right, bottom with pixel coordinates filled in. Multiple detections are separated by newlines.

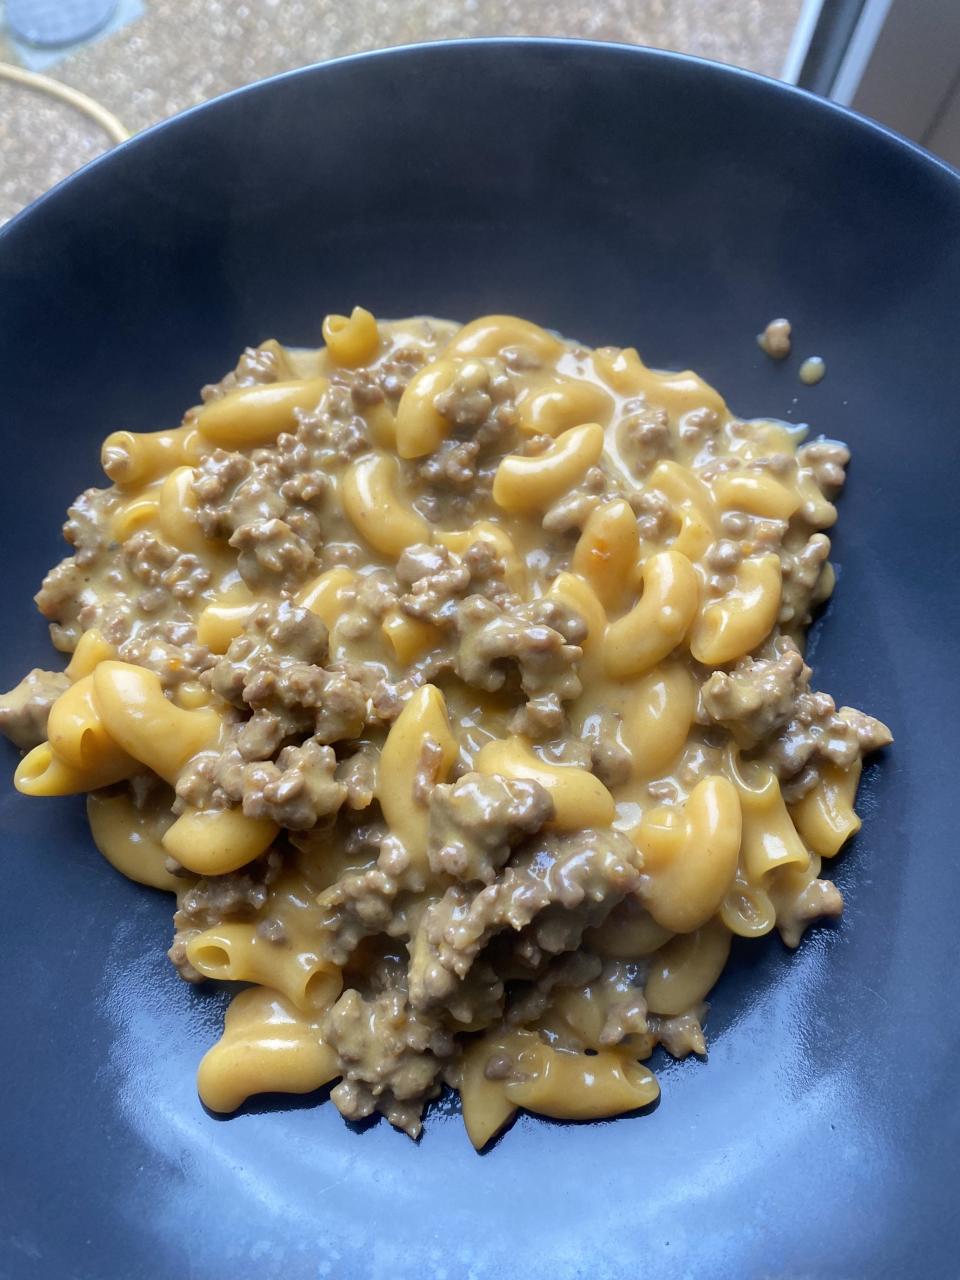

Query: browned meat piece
left=309, top=671, right=369, bottom=744
left=118, top=630, right=214, bottom=689
left=408, top=827, right=642, bottom=1010
left=177, top=723, right=352, bottom=830
left=455, top=595, right=585, bottom=701
left=34, top=557, right=89, bottom=639
left=239, top=738, right=346, bottom=829
left=35, top=488, right=126, bottom=645
left=645, top=1008, right=708, bottom=1057
left=779, top=533, right=834, bottom=626
left=616, top=404, right=672, bottom=476
left=797, top=438, right=849, bottom=493
left=122, top=530, right=197, bottom=595
left=435, top=360, right=496, bottom=428
left=597, top=980, right=650, bottom=1045
left=210, top=601, right=365, bottom=740
left=634, top=487, right=675, bottom=541
left=234, top=709, right=285, bottom=761
left=434, top=357, right=517, bottom=438
left=397, top=540, right=510, bottom=630
left=377, top=344, right=427, bottom=401
left=771, top=701, right=892, bottom=801
left=512, top=829, right=643, bottom=965
left=293, top=385, right=370, bottom=464
left=679, top=406, right=721, bottom=447
left=192, top=450, right=287, bottom=540
left=336, top=744, right=378, bottom=809
left=317, top=864, right=400, bottom=967
left=322, top=986, right=455, bottom=1137
left=427, top=772, right=555, bottom=884
left=201, top=339, right=295, bottom=401
left=504, top=950, right=604, bottom=1028
left=0, top=668, right=70, bottom=749
left=541, top=465, right=609, bottom=533
left=193, top=387, right=366, bottom=558
left=174, top=737, right=241, bottom=813
left=509, top=955, right=650, bottom=1048
left=702, top=537, right=743, bottom=598
left=702, top=640, right=809, bottom=746
left=327, top=659, right=422, bottom=727
left=408, top=359, right=519, bottom=521
left=335, top=571, right=398, bottom=643
left=397, top=543, right=470, bottom=627
left=702, top=637, right=892, bottom=796
left=211, top=599, right=326, bottom=700
left=228, top=518, right=317, bottom=591
left=314, top=835, right=413, bottom=966
left=508, top=691, right=567, bottom=739
left=63, top=486, right=116, bottom=564
left=583, top=711, right=634, bottom=787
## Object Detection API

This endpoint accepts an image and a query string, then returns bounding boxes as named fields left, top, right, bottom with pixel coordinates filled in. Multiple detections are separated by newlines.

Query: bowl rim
left=2, top=34, right=959, bottom=246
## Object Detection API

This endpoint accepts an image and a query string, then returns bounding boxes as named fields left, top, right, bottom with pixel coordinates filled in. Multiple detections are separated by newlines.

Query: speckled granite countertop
left=0, top=0, right=801, bottom=223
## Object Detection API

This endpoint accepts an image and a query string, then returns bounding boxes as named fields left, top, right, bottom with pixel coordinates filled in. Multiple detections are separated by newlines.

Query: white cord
left=0, top=60, right=129, bottom=144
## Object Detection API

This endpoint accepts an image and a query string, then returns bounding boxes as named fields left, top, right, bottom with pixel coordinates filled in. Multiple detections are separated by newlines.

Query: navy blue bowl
left=1, top=39, right=958, bottom=1280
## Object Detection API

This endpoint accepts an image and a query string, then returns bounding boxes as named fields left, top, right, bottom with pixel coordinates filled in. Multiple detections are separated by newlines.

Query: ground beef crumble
left=702, top=638, right=892, bottom=798
left=456, top=595, right=585, bottom=702
left=209, top=600, right=366, bottom=741
left=408, top=827, right=642, bottom=1011
left=0, top=669, right=70, bottom=749
left=240, top=738, right=346, bottom=829
left=427, top=772, right=555, bottom=884
left=201, top=340, right=295, bottom=400
left=409, top=357, right=519, bottom=521
left=322, top=984, right=454, bottom=1138
left=168, top=850, right=282, bottom=980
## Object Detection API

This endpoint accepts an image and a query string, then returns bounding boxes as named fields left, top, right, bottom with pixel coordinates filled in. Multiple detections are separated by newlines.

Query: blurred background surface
left=0, top=0, right=957, bottom=225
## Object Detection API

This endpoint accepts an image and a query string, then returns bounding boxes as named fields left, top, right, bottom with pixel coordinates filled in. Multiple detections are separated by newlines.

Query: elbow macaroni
left=196, top=377, right=329, bottom=447
left=571, top=498, right=640, bottom=612
left=493, top=423, right=605, bottom=513
left=162, top=805, right=279, bottom=876
left=92, top=662, right=221, bottom=784
left=475, top=735, right=616, bottom=830
left=789, top=760, right=862, bottom=857
left=101, top=424, right=203, bottom=487
left=157, top=466, right=213, bottom=556
left=186, top=921, right=341, bottom=1010
left=86, top=789, right=185, bottom=891
left=604, top=550, right=699, bottom=679
left=377, top=685, right=459, bottom=872
left=690, top=555, right=782, bottom=665
left=516, top=376, right=615, bottom=436
left=395, top=359, right=458, bottom=458
left=197, top=988, right=339, bottom=1113
left=1, top=310, right=889, bottom=1148
left=634, top=776, right=742, bottom=933
left=341, top=452, right=431, bottom=556
left=321, top=306, right=380, bottom=368
left=504, top=1042, right=659, bottom=1120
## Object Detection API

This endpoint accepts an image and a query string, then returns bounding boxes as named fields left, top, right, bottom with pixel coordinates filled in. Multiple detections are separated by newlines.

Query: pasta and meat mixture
left=0, top=310, right=891, bottom=1147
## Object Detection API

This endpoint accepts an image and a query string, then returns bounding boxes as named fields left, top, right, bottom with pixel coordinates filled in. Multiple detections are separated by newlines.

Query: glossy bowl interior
left=1, top=39, right=958, bottom=1280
